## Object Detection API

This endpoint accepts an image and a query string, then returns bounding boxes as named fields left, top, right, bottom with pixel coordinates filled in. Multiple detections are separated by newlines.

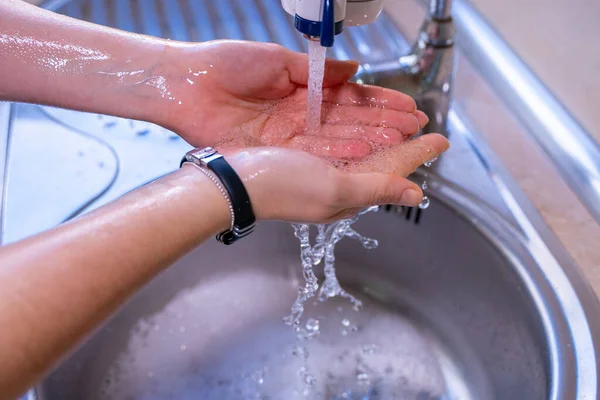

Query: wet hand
left=221, top=138, right=449, bottom=224
left=159, top=41, right=429, bottom=160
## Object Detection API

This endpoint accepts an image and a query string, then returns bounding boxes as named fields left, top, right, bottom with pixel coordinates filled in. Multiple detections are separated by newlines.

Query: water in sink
left=95, top=281, right=451, bottom=400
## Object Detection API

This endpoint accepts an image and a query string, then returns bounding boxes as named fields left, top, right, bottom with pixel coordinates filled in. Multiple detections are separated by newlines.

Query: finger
left=314, top=125, right=406, bottom=146
left=391, top=134, right=450, bottom=176
left=340, top=133, right=450, bottom=176
left=285, top=136, right=372, bottom=159
left=415, top=110, right=429, bottom=129
left=322, top=83, right=417, bottom=112
left=338, top=172, right=424, bottom=208
left=323, top=59, right=360, bottom=87
left=284, top=49, right=359, bottom=87
left=321, top=103, right=420, bottom=135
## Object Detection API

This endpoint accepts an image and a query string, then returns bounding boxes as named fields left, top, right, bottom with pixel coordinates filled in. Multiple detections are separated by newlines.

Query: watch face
left=190, top=147, right=216, bottom=160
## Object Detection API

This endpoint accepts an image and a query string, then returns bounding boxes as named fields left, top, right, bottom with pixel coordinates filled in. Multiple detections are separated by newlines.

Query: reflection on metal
left=354, top=11, right=456, bottom=138
left=448, top=107, right=600, bottom=399
left=0, top=103, right=11, bottom=245
left=452, top=0, right=600, bottom=223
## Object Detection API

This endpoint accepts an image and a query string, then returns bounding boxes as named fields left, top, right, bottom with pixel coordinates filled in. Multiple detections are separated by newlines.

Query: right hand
left=221, top=134, right=449, bottom=224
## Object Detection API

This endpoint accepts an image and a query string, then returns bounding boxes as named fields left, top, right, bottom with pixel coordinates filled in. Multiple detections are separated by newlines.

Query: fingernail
left=400, top=189, right=423, bottom=206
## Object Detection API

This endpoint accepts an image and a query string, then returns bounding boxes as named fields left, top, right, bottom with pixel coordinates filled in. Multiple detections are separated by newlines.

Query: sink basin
left=37, top=182, right=552, bottom=399
left=1, top=0, right=596, bottom=399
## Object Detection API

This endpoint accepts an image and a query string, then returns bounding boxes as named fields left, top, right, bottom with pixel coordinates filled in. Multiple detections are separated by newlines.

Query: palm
left=165, top=41, right=429, bottom=160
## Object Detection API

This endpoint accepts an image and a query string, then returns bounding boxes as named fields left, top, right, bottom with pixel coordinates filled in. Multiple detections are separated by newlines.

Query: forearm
left=0, top=0, right=180, bottom=124
left=0, top=165, right=229, bottom=400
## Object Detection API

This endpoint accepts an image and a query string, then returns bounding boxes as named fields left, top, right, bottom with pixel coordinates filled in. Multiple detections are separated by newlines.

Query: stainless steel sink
left=32, top=187, right=541, bottom=399
left=2, top=0, right=598, bottom=399
left=29, top=173, right=587, bottom=399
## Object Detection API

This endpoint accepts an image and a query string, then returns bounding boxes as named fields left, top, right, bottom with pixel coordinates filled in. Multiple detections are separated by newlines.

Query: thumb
left=339, top=172, right=424, bottom=208
left=285, top=49, right=359, bottom=87
left=323, top=58, right=359, bottom=87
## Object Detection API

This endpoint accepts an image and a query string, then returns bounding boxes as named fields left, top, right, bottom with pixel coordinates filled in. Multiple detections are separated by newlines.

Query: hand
left=159, top=41, right=429, bottom=159
left=222, top=135, right=449, bottom=224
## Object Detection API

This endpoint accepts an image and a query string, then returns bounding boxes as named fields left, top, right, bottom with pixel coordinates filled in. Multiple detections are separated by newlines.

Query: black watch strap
left=180, top=148, right=256, bottom=245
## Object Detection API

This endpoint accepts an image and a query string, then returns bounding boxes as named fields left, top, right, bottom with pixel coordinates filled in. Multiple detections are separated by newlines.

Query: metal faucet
left=355, top=0, right=456, bottom=137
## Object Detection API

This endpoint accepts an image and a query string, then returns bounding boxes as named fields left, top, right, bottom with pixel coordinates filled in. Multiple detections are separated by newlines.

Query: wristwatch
left=180, top=147, right=256, bottom=245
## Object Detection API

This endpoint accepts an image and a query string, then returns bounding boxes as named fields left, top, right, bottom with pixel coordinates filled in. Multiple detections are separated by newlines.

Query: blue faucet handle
left=320, top=0, right=335, bottom=47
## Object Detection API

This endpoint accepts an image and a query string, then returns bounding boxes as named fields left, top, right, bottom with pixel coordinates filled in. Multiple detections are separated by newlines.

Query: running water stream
left=284, top=41, right=379, bottom=333
left=281, top=40, right=438, bottom=397
left=306, top=40, right=327, bottom=132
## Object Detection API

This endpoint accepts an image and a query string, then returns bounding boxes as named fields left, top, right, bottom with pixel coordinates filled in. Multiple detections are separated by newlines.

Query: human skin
left=0, top=0, right=442, bottom=161
left=0, top=144, right=448, bottom=400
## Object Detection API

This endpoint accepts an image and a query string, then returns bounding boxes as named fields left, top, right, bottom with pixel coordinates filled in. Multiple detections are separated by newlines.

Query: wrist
left=175, top=165, right=233, bottom=234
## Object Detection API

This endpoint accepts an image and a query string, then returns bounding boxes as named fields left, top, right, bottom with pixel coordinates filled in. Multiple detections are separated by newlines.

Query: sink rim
left=5, top=0, right=597, bottom=397
left=27, top=153, right=599, bottom=400
left=447, top=108, right=600, bottom=400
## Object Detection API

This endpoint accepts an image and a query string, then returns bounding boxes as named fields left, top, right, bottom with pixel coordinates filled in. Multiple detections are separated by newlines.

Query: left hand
left=157, top=40, right=429, bottom=160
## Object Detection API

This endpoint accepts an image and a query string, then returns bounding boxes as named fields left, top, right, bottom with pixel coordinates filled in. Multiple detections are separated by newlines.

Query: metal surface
left=429, top=0, right=453, bottom=20
left=355, top=0, right=456, bottom=138
left=451, top=0, right=600, bottom=223
left=0, top=0, right=596, bottom=398
left=32, top=173, right=585, bottom=399
left=0, top=103, right=11, bottom=245
left=446, top=107, right=600, bottom=399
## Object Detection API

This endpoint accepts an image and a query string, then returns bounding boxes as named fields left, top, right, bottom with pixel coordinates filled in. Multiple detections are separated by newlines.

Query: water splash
left=419, top=157, right=438, bottom=210
left=285, top=206, right=378, bottom=329
left=424, top=157, right=438, bottom=168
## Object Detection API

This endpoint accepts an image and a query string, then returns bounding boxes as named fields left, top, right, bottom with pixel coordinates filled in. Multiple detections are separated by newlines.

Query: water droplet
left=357, top=372, right=370, bottom=385
left=153, top=325, right=160, bottom=331
left=304, top=373, right=316, bottom=385
left=362, top=344, right=379, bottom=355
left=292, top=345, right=309, bottom=359
left=179, top=326, right=186, bottom=333
left=422, top=181, right=428, bottom=190
left=419, top=196, right=431, bottom=209
left=252, top=370, right=265, bottom=385
left=342, top=319, right=350, bottom=327
left=424, top=157, right=438, bottom=167
left=305, top=318, right=319, bottom=332
left=180, top=345, right=187, bottom=351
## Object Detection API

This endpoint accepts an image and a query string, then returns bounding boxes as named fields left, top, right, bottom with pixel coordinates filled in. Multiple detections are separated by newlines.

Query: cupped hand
left=222, top=133, right=449, bottom=224
left=160, top=40, right=428, bottom=159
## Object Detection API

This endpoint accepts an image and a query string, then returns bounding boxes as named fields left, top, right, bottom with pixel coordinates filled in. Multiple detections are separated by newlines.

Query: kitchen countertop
left=470, top=0, right=600, bottom=145
left=19, top=0, right=600, bottom=296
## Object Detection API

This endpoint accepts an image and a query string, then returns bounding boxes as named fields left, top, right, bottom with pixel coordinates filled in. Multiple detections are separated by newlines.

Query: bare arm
left=0, top=143, right=449, bottom=400
left=0, top=0, right=437, bottom=159
left=0, top=165, right=230, bottom=400
left=0, top=0, right=173, bottom=124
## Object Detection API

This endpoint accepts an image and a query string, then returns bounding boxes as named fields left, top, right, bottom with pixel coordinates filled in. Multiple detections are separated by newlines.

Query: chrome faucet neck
left=355, top=0, right=456, bottom=137
left=429, top=0, right=453, bottom=20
